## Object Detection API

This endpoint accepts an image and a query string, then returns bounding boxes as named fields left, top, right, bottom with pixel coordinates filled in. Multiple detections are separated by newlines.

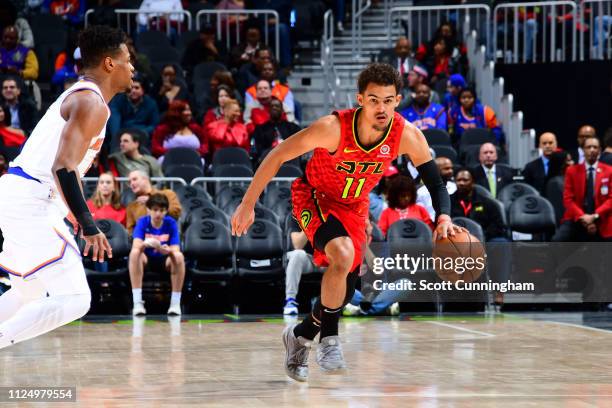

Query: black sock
left=319, top=303, right=342, bottom=341
left=293, top=299, right=321, bottom=340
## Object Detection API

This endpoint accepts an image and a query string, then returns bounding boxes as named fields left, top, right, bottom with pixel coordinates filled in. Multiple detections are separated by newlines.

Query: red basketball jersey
left=303, top=107, right=405, bottom=211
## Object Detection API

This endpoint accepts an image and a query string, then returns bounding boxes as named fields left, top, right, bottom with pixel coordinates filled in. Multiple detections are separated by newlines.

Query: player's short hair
left=78, top=25, right=126, bottom=70
left=146, top=193, right=169, bottom=210
left=357, top=63, right=402, bottom=94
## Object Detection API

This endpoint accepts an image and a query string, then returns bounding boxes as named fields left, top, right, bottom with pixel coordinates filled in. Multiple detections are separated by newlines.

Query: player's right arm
left=231, top=114, right=341, bottom=236
left=52, top=91, right=112, bottom=262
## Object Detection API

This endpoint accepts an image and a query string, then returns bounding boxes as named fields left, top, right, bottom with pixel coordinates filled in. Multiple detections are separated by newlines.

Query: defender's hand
left=83, top=232, right=113, bottom=262
left=231, top=202, right=255, bottom=237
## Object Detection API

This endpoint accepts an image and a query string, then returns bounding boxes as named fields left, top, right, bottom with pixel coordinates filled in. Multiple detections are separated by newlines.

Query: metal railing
left=386, top=4, right=491, bottom=50
left=493, top=1, right=577, bottom=63
left=82, top=176, right=187, bottom=193
left=352, top=0, right=372, bottom=58
left=113, top=9, right=193, bottom=36
left=195, top=10, right=280, bottom=62
left=190, top=177, right=296, bottom=191
left=580, top=0, right=612, bottom=60
left=322, top=10, right=341, bottom=113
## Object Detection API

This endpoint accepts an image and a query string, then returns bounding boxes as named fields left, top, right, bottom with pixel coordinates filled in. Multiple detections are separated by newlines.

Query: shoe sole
left=282, top=326, right=308, bottom=382
left=318, top=363, right=347, bottom=374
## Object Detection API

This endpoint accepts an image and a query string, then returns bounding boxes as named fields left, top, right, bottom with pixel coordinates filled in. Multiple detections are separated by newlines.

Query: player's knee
left=326, top=238, right=354, bottom=273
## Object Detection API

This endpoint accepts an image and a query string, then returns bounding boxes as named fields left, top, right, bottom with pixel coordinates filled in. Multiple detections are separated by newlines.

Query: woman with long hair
left=205, top=98, right=249, bottom=158
left=378, top=175, right=434, bottom=236
left=154, top=64, right=190, bottom=114
left=151, top=100, right=208, bottom=158
left=202, top=84, right=235, bottom=129
left=86, top=172, right=126, bottom=226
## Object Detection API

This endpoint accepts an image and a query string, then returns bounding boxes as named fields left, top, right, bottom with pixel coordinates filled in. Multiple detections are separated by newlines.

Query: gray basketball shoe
left=282, top=324, right=313, bottom=382
left=316, top=335, right=347, bottom=372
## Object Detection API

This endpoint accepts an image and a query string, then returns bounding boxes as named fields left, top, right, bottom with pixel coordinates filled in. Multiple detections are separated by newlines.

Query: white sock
left=170, top=292, right=181, bottom=306
left=132, top=289, right=142, bottom=304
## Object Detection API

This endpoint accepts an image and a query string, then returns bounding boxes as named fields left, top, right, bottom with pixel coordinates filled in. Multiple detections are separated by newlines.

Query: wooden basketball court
left=2, top=313, right=612, bottom=407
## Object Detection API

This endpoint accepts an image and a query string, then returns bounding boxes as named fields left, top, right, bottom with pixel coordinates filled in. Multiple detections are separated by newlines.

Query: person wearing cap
left=443, top=74, right=466, bottom=112
left=368, top=164, right=399, bottom=222
left=181, top=22, right=228, bottom=73
left=400, top=84, right=447, bottom=131
left=397, top=64, right=440, bottom=112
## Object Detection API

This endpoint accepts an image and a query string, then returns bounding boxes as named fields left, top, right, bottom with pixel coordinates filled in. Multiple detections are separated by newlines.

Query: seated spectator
left=0, top=152, right=7, bottom=176
left=205, top=99, right=249, bottom=158
left=44, top=0, right=85, bottom=25
left=86, top=172, right=127, bottom=226
left=443, top=74, right=466, bottom=112
left=400, top=84, right=446, bottom=131
left=108, top=131, right=163, bottom=178
left=200, top=70, right=242, bottom=114
left=202, top=84, right=233, bottom=129
left=601, top=128, right=612, bottom=166
left=0, top=26, right=38, bottom=80
left=523, top=132, right=559, bottom=194
left=397, top=65, right=440, bottom=112
left=252, top=96, right=300, bottom=161
left=423, top=37, right=460, bottom=84
left=129, top=193, right=185, bottom=316
left=0, top=1, right=34, bottom=48
left=229, top=25, right=262, bottom=70
left=417, top=156, right=457, bottom=221
left=244, top=79, right=272, bottom=129
left=1, top=77, right=38, bottom=136
left=126, top=170, right=182, bottom=233
left=236, top=46, right=273, bottom=93
left=377, top=36, right=417, bottom=77
left=449, top=88, right=503, bottom=145
left=416, top=22, right=466, bottom=67
left=472, top=143, right=513, bottom=198
left=52, top=44, right=81, bottom=92
left=125, top=36, right=154, bottom=89
left=553, top=136, right=612, bottom=242
left=245, top=62, right=295, bottom=123
left=108, top=77, right=160, bottom=148
left=570, top=125, right=597, bottom=164
left=154, top=64, right=190, bottom=114
left=283, top=217, right=317, bottom=315
left=369, top=165, right=399, bottom=222
left=181, top=23, right=228, bottom=74
left=0, top=104, right=26, bottom=147
left=151, top=100, right=207, bottom=160
left=450, top=168, right=508, bottom=241
left=250, top=0, right=293, bottom=68
left=378, top=175, right=434, bottom=236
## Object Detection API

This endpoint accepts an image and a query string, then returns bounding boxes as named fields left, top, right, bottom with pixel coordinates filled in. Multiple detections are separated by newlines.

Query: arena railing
left=114, top=9, right=192, bottom=36
left=493, top=1, right=577, bottom=63
left=190, top=177, right=296, bottom=191
left=352, top=0, right=372, bottom=58
left=385, top=4, right=491, bottom=51
left=580, top=0, right=612, bottom=60
left=195, top=10, right=280, bottom=64
left=322, top=10, right=342, bottom=112
left=82, top=177, right=187, bottom=193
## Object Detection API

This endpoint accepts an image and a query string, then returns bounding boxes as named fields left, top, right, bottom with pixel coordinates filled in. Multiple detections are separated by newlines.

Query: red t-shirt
left=87, top=201, right=127, bottom=226
left=378, top=204, right=434, bottom=236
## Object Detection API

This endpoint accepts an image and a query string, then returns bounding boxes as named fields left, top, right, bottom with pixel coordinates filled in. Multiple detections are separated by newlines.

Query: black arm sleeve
left=55, top=168, right=99, bottom=236
left=416, top=159, right=451, bottom=222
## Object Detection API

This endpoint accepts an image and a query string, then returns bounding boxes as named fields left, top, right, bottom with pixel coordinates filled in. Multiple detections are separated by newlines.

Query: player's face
left=97, top=174, right=115, bottom=196
left=113, top=44, right=135, bottom=92
left=455, top=171, right=473, bottom=194
left=148, top=206, right=168, bottom=223
left=357, top=83, right=400, bottom=131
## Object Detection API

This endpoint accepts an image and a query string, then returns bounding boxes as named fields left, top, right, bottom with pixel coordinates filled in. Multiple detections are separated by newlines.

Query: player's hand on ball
left=433, top=215, right=464, bottom=241
left=83, top=232, right=113, bottom=262
left=231, top=202, right=255, bottom=237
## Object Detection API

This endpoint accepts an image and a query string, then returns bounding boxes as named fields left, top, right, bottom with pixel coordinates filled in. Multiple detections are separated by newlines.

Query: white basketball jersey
left=11, top=80, right=109, bottom=186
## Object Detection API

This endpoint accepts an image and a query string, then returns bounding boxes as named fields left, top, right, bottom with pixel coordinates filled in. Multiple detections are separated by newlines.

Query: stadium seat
left=182, top=203, right=230, bottom=233
left=120, top=188, right=136, bottom=207
left=164, top=164, right=204, bottom=184
left=508, top=195, right=556, bottom=239
left=423, top=128, right=452, bottom=146
left=263, top=183, right=291, bottom=209
left=498, top=182, right=540, bottom=217
left=270, top=198, right=293, bottom=223
left=213, top=164, right=254, bottom=178
left=212, top=147, right=253, bottom=169
left=216, top=184, right=247, bottom=209
left=162, top=147, right=203, bottom=173
left=386, top=219, right=433, bottom=265
left=431, top=145, right=458, bottom=162
left=544, top=176, right=565, bottom=225
left=174, top=184, right=212, bottom=204
left=176, top=30, right=199, bottom=55
left=460, top=128, right=496, bottom=147
left=473, top=184, right=493, bottom=199
left=254, top=206, right=280, bottom=225
left=452, top=217, right=486, bottom=243
left=235, top=219, right=284, bottom=279
left=276, top=163, right=303, bottom=177
left=183, top=219, right=235, bottom=281
left=142, top=46, right=181, bottom=64
left=492, top=198, right=508, bottom=228
left=135, top=30, right=171, bottom=51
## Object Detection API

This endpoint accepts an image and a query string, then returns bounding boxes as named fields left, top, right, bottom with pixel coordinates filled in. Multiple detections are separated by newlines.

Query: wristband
left=55, top=168, right=99, bottom=236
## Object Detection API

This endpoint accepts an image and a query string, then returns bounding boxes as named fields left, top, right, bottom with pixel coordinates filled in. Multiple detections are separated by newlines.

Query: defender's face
left=357, top=83, right=400, bottom=131
left=113, top=44, right=134, bottom=92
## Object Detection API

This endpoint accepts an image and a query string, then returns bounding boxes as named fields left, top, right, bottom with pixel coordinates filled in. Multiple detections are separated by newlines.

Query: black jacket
left=472, top=164, right=514, bottom=196
left=450, top=189, right=507, bottom=240
left=2, top=98, right=38, bottom=136
left=522, top=157, right=548, bottom=194
left=252, top=120, right=301, bottom=160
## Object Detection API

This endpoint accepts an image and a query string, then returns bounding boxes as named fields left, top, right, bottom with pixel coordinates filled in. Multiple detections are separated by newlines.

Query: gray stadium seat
left=235, top=219, right=284, bottom=279
left=162, top=147, right=203, bottom=172
left=431, top=145, right=458, bottom=162
left=452, top=217, right=486, bottom=243
left=423, top=128, right=452, bottom=146
left=508, top=195, right=556, bottom=239
left=498, top=182, right=541, bottom=217
left=212, top=147, right=252, bottom=169
left=184, top=219, right=235, bottom=280
left=544, top=176, right=565, bottom=225
left=386, top=219, right=433, bottom=265
left=164, top=164, right=204, bottom=184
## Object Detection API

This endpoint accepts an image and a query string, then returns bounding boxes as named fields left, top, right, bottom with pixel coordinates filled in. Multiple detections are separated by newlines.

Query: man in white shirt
left=571, top=125, right=596, bottom=164
left=417, top=157, right=457, bottom=221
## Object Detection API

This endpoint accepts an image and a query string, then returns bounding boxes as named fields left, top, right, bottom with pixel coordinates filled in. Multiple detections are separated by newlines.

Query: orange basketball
left=432, top=230, right=486, bottom=283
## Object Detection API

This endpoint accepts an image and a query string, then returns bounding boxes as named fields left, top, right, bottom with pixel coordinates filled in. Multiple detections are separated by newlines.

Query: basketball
left=432, top=231, right=486, bottom=283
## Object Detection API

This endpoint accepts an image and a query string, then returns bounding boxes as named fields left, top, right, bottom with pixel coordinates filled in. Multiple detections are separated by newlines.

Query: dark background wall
left=495, top=61, right=612, bottom=150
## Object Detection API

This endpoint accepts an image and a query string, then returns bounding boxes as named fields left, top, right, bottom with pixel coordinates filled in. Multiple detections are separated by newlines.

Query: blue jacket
left=401, top=103, right=447, bottom=131
left=107, top=93, right=160, bottom=138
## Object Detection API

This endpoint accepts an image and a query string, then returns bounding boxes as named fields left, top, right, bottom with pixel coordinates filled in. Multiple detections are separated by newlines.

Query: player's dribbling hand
left=433, top=215, right=464, bottom=241
left=231, top=202, right=255, bottom=237
left=83, top=232, right=113, bottom=262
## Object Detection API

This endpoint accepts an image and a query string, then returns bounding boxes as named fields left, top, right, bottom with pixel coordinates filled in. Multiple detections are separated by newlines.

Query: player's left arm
left=397, top=121, right=460, bottom=239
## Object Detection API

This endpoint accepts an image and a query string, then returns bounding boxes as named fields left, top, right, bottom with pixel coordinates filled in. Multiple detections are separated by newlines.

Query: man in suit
left=570, top=125, right=596, bottom=164
left=472, top=142, right=513, bottom=198
left=553, top=136, right=612, bottom=241
left=377, top=37, right=417, bottom=78
left=523, top=132, right=558, bottom=194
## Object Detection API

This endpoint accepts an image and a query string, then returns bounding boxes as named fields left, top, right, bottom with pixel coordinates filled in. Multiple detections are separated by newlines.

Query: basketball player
left=0, top=26, right=133, bottom=349
left=231, top=63, right=461, bottom=381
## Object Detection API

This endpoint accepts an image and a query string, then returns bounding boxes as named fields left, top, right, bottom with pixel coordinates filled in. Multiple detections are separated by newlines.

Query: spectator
left=245, top=62, right=295, bottom=123
left=377, top=37, right=417, bottom=78
left=108, top=131, right=163, bottom=178
left=451, top=168, right=508, bottom=241
left=151, top=100, right=207, bottom=159
left=416, top=21, right=466, bottom=66
left=202, top=84, right=233, bottom=129
left=181, top=23, right=228, bottom=73
left=200, top=70, right=242, bottom=114
left=205, top=98, right=249, bottom=158
left=1, top=77, right=38, bottom=136
left=129, top=193, right=185, bottom=316
left=236, top=46, right=274, bottom=93
left=125, top=170, right=182, bottom=233
left=283, top=217, right=317, bottom=315
left=443, top=73, right=466, bottom=112
left=252, top=96, right=300, bottom=161
left=0, top=26, right=38, bottom=80
left=250, top=0, right=293, bottom=68
left=369, top=164, right=399, bottom=222
left=397, top=65, right=440, bottom=112
left=570, top=125, right=597, bottom=164
left=137, top=0, right=184, bottom=34
left=522, top=132, right=559, bottom=194
left=472, top=142, right=513, bottom=198
left=601, top=128, right=612, bottom=166
left=216, top=0, right=249, bottom=44
left=423, top=37, right=459, bottom=84
left=229, top=25, right=261, bottom=70
left=125, top=36, right=154, bottom=89
left=400, top=84, right=447, bottom=131
left=378, top=175, right=434, bottom=236
left=0, top=0, right=34, bottom=48
left=0, top=104, right=26, bottom=147
left=108, top=77, right=160, bottom=148
left=52, top=35, right=80, bottom=92
left=245, top=79, right=276, bottom=131
left=0, top=152, right=7, bottom=176
left=44, top=0, right=84, bottom=25
left=449, top=88, right=503, bottom=145
left=86, top=172, right=127, bottom=226
left=154, top=64, right=190, bottom=114
left=417, top=156, right=457, bottom=221
left=554, top=136, right=612, bottom=242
